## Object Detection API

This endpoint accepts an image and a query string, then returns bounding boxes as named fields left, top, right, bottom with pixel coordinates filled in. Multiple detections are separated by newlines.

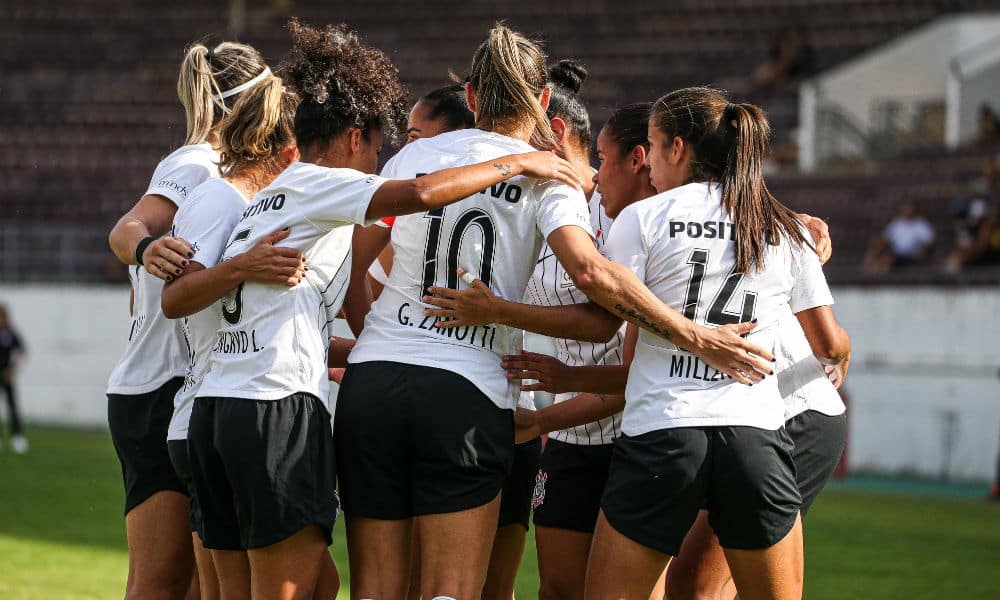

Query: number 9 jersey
left=350, top=129, right=592, bottom=411
left=603, top=181, right=834, bottom=434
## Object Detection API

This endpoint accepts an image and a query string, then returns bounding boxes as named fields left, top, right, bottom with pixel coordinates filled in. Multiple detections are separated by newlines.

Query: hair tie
left=213, top=67, right=272, bottom=101
left=723, top=103, right=739, bottom=131
left=206, top=46, right=216, bottom=66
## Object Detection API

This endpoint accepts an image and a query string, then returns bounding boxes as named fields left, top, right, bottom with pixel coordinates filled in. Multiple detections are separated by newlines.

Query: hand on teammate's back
left=234, top=228, right=308, bottom=286
left=823, top=353, right=850, bottom=389
left=142, top=236, right=194, bottom=280
left=424, top=269, right=503, bottom=327
left=688, top=321, right=775, bottom=386
left=501, top=351, right=575, bottom=393
left=513, top=408, right=543, bottom=443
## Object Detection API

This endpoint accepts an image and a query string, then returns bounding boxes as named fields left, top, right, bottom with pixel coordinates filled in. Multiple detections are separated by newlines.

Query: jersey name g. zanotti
left=525, top=191, right=624, bottom=445
left=166, top=178, right=248, bottom=441
left=197, top=162, right=385, bottom=411
left=107, top=143, right=220, bottom=395
left=350, top=129, right=592, bottom=410
left=604, top=182, right=834, bottom=435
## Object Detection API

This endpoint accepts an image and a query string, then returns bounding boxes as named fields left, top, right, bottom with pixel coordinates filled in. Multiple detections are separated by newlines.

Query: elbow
left=412, top=180, right=434, bottom=211
left=584, top=306, right=622, bottom=343
left=813, top=328, right=851, bottom=363
left=568, top=259, right=606, bottom=299
left=161, top=295, right=182, bottom=320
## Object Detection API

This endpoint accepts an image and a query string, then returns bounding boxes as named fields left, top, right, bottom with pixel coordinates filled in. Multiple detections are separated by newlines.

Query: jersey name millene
left=670, top=353, right=732, bottom=382
left=669, top=220, right=738, bottom=241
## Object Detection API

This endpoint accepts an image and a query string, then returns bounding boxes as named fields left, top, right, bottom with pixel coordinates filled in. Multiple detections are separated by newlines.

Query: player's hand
left=236, top=229, right=307, bottom=286
left=514, top=408, right=544, bottom=443
left=143, top=236, right=194, bottom=281
left=514, top=151, right=583, bottom=190
left=688, top=321, right=774, bottom=386
left=823, top=353, right=850, bottom=389
left=798, top=213, right=832, bottom=265
left=424, top=269, right=503, bottom=328
left=328, top=368, right=346, bottom=384
left=501, top=351, right=574, bottom=393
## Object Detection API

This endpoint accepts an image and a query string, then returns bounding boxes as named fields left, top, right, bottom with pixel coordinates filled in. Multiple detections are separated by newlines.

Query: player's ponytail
left=652, top=87, right=807, bottom=273
left=177, top=41, right=269, bottom=146
left=217, top=75, right=297, bottom=172
left=470, top=23, right=555, bottom=147
left=546, top=59, right=592, bottom=150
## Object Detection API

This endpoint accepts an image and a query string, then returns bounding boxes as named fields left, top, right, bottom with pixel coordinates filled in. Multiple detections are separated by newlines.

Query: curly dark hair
left=281, top=19, right=409, bottom=149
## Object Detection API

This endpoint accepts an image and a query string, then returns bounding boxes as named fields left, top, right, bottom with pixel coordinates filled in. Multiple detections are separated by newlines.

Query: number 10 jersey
left=350, top=129, right=592, bottom=410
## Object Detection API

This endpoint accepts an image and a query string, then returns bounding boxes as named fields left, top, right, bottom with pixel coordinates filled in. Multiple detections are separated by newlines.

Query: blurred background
left=0, top=1, right=999, bottom=598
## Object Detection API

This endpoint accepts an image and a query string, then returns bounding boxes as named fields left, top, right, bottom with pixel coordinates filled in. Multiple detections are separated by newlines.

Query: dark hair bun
left=548, top=59, right=587, bottom=94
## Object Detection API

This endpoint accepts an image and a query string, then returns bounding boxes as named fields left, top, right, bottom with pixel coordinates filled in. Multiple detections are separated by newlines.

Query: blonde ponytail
left=176, top=41, right=269, bottom=146
left=470, top=23, right=555, bottom=147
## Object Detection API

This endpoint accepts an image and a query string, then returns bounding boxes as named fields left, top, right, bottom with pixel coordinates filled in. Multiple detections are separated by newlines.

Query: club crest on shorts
left=532, top=469, right=547, bottom=509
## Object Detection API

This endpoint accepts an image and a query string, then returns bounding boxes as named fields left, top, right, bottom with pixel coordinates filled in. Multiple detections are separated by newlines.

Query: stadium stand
left=1, top=0, right=997, bottom=282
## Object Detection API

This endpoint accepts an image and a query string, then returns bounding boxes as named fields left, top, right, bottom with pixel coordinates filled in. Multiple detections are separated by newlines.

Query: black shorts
left=187, top=393, right=338, bottom=551
left=107, top=377, right=187, bottom=515
left=601, top=426, right=800, bottom=556
left=787, top=410, right=847, bottom=516
left=167, top=439, right=203, bottom=533
left=532, top=439, right=614, bottom=534
left=335, top=361, right=515, bottom=520
left=498, top=437, right=543, bottom=530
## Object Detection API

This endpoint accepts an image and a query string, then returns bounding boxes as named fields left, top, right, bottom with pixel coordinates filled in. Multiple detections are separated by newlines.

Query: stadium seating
left=1, top=0, right=997, bottom=282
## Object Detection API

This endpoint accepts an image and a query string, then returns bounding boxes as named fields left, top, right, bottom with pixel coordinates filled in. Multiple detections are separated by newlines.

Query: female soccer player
left=185, top=21, right=582, bottom=600
left=337, top=24, right=776, bottom=600
left=105, top=41, right=279, bottom=600
left=584, top=88, right=851, bottom=600
left=160, top=74, right=305, bottom=600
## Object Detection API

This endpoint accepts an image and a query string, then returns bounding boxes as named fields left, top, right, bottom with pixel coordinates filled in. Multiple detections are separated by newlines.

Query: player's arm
left=547, top=225, right=774, bottom=385
left=340, top=224, right=392, bottom=337
left=109, top=194, right=194, bottom=279
left=424, top=270, right=621, bottom=343
left=500, top=352, right=628, bottom=395
left=161, top=229, right=306, bottom=319
left=796, top=305, right=851, bottom=388
left=365, top=151, right=582, bottom=221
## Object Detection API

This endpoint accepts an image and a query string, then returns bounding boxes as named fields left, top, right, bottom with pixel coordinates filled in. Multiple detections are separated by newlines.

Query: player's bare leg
left=406, top=527, right=422, bottom=600
left=313, top=549, right=340, bottom=600
left=584, top=511, right=671, bottom=600
left=665, top=511, right=734, bottom=600
left=210, top=550, right=250, bottom=600
left=192, top=534, right=220, bottom=600
left=248, top=525, right=327, bottom=600
left=722, top=514, right=803, bottom=600
left=482, top=523, right=527, bottom=600
left=417, top=493, right=501, bottom=600
left=123, top=490, right=194, bottom=600
left=346, top=514, right=412, bottom=600
left=536, top=526, right=591, bottom=600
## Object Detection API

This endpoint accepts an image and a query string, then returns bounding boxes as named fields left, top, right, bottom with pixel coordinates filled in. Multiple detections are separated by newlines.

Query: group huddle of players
left=105, top=18, right=851, bottom=600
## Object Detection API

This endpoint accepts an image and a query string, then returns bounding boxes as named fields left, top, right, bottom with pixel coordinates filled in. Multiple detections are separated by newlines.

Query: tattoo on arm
left=493, top=163, right=512, bottom=177
left=614, top=303, right=672, bottom=340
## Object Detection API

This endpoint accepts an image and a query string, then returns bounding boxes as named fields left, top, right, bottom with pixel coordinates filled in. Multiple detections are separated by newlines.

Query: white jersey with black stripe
left=604, top=182, right=834, bottom=435
left=775, top=308, right=846, bottom=420
left=107, top=143, right=219, bottom=395
left=350, top=129, right=593, bottom=411
left=197, top=162, right=384, bottom=411
left=524, top=191, right=625, bottom=445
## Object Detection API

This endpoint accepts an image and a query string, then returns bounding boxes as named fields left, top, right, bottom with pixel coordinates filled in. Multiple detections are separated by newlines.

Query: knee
left=665, top=572, right=721, bottom=600
left=125, top=572, right=191, bottom=600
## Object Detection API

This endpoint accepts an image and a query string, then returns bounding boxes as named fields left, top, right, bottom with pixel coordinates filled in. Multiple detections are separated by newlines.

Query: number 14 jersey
left=350, top=129, right=592, bottom=410
left=604, top=182, right=834, bottom=435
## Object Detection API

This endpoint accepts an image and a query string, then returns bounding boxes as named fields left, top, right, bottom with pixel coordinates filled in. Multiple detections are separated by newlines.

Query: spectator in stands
left=946, top=182, right=1000, bottom=272
left=0, top=304, right=27, bottom=454
left=863, top=202, right=936, bottom=275
left=978, top=103, right=1000, bottom=145
left=753, top=26, right=817, bottom=90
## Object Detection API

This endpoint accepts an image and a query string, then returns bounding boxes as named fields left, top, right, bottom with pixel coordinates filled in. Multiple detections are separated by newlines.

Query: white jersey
left=166, top=179, right=249, bottom=440
left=107, top=143, right=220, bottom=395
left=197, top=162, right=384, bottom=411
left=604, top=182, right=834, bottom=435
left=775, top=307, right=845, bottom=421
left=524, top=191, right=625, bottom=445
left=350, top=129, right=592, bottom=410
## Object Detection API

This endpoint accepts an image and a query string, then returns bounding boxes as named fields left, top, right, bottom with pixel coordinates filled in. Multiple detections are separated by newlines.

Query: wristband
left=135, top=236, right=156, bottom=266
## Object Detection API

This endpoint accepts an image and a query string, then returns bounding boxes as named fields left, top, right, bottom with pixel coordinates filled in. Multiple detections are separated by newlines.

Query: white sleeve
left=144, top=159, right=216, bottom=207
left=789, top=242, right=834, bottom=314
left=298, top=168, right=388, bottom=231
left=172, top=190, right=244, bottom=270
left=602, top=205, right=647, bottom=282
left=536, top=183, right=593, bottom=241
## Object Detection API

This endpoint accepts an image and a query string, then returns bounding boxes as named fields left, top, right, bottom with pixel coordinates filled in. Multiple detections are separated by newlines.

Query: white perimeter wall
left=1, top=284, right=997, bottom=481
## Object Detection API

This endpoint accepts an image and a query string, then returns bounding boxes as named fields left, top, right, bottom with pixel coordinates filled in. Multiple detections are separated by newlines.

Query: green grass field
left=1, top=428, right=998, bottom=599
